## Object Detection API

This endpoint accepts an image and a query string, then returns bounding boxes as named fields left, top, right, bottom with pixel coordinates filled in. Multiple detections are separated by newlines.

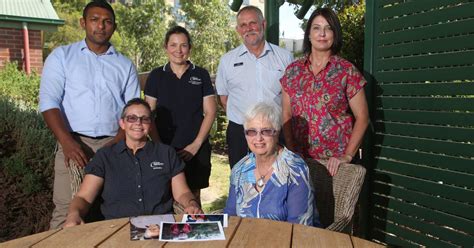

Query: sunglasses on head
left=124, top=115, right=152, bottom=124
left=244, top=128, right=277, bottom=137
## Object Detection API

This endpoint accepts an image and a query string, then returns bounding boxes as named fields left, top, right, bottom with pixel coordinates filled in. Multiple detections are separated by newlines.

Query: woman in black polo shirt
left=144, top=26, right=217, bottom=204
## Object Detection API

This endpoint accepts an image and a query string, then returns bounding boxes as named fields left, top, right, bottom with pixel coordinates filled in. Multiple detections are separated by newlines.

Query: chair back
left=306, top=159, right=366, bottom=233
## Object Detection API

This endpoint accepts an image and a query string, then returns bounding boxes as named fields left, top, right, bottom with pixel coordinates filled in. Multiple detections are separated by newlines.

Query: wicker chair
left=305, top=158, right=366, bottom=233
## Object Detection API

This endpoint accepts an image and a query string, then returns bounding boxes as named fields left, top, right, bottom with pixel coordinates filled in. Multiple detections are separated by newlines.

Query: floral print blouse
left=280, top=55, right=367, bottom=159
left=224, top=147, right=318, bottom=226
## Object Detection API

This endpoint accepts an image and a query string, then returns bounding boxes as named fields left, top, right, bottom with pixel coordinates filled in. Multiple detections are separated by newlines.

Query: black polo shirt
left=144, top=62, right=214, bottom=148
left=84, top=140, right=185, bottom=219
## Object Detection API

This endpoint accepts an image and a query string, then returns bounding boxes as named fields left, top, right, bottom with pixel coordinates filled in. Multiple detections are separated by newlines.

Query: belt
left=71, top=132, right=111, bottom=140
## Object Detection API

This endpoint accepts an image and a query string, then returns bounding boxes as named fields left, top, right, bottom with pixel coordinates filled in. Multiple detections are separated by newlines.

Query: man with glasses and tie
left=64, top=98, right=202, bottom=227
left=39, top=1, right=139, bottom=229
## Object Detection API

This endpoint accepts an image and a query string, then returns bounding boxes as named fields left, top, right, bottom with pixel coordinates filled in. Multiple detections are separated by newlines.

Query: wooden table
left=1, top=217, right=384, bottom=248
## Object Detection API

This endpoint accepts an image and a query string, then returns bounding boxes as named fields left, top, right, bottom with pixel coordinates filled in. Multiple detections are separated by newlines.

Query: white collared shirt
left=216, top=41, right=293, bottom=124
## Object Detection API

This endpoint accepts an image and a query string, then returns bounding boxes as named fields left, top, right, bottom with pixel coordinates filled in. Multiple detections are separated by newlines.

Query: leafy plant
left=0, top=62, right=40, bottom=108
left=113, top=1, right=170, bottom=72
left=338, top=1, right=365, bottom=70
left=0, top=97, right=55, bottom=194
left=0, top=63, right=55, bottom=195
left=179, top=0, right=240, bottom=74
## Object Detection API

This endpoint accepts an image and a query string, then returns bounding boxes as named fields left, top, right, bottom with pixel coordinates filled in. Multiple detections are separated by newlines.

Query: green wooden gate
left=363, top=0, right=474, bottom=246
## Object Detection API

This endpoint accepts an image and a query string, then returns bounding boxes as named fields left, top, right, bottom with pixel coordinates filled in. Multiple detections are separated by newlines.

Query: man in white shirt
left=216, top=5, right=293, bottom=168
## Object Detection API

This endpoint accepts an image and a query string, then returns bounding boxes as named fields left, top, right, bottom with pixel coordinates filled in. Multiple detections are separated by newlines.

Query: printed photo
left=130, top=214, right=175, bottom=240
left=182, top=214, right=228, bottom=227
left=159, top=222, right=225, bottom=242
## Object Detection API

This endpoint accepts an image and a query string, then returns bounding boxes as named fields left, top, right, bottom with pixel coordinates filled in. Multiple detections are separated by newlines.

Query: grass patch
left=201, top=153, right=230, bottom=213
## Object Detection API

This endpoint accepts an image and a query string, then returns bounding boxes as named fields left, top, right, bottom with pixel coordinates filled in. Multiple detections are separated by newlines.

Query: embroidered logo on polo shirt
left=188, top=76, right=202, bottom=85
left=150, top=161, right=164, bottom=170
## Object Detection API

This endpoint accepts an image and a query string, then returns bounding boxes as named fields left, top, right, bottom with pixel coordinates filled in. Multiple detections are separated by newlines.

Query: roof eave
left=0, top=14, right=64, bottom=25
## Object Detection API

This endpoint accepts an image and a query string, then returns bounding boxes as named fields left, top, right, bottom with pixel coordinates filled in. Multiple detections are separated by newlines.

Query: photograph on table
left=182, top=214, right=228, bottom=227
left=159, top=222, right=225, bottom=242
left=130, top=214, right=175, bottom=240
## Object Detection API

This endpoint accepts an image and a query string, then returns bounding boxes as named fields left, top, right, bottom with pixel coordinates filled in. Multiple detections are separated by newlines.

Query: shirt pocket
left=226, top=65, right=247, bottom=90
left=101, top=80, right=125, bottom=116
left=264, top=68, right=285, bottom=96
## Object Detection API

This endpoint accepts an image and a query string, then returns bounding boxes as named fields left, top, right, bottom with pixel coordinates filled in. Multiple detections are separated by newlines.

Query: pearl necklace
left=255, top=150, right=278, bottom=188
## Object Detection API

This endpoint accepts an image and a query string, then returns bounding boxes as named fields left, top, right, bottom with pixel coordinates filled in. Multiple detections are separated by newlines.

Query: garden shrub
left=0, top=95, right=55, bottom=195
left=0, top=62, right=40, bottom=108
left=0, top=65, right=55, bottom=242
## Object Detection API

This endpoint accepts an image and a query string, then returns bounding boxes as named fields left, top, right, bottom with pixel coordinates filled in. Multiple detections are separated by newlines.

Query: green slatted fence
left=363, top=0, right=474, bottom=246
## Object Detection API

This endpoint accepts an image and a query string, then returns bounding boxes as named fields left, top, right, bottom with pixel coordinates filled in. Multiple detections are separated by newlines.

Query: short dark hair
left=83, top=0, right=116, bottom=23
left=303, top=8, right=343, bottom=55
left=164, top=26, right=192, bottom=49
left=121, top=98, right=151, bottom=119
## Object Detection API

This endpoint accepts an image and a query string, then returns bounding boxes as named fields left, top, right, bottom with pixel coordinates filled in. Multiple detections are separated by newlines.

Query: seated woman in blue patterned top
left=224, top=102, right=319, bottom=226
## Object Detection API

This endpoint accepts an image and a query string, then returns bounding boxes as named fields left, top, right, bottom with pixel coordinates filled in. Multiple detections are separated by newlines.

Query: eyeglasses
left=124, top=115, right=152, bottom=124
left=244, top=128, right=277, bottom=137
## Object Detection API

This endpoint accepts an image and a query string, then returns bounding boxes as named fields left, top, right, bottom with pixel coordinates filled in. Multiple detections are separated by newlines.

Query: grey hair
left=237, top=5, right=264, bottom=23
left=243, top=102, right=282, bottom=131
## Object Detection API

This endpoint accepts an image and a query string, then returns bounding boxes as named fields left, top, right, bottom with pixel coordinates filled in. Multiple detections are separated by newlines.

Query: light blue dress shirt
left=216, top=41, right=293, bottom=124
left=39, top=40, right=140, bottom=137
left=224, top=147, right=319, bottom=226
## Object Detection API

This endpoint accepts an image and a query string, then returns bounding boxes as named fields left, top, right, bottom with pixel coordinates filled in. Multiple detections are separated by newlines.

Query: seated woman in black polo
left=144, top=26, right=216, bottom=204
left=63, top=98, right=202, bottom=227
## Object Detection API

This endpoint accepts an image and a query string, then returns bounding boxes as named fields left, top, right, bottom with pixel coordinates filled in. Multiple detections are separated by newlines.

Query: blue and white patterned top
left=224, top=147, right=319, bottom=226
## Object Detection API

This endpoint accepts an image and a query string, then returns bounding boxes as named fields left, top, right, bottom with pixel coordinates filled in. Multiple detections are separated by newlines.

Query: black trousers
left=226, top=121, right=249, bottom=169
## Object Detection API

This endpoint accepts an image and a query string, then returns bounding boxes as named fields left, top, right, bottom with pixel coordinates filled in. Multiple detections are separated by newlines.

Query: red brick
left=6, top=30, right=20, bottom=36
left=7, top=40, right=21, bottom=46
left=30, top=31, right=41, bottom=37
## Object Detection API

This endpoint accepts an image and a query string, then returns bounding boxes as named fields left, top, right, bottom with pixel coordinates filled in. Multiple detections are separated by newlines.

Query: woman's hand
left=184, top=199, right=203, bottom=214
left=63, top=212, right=84, bottom=228
left=178, top=142, right=201, bottom=161
left=184, top=205, right=203, bottom=215
left=326, top=155, right=352, bottom=176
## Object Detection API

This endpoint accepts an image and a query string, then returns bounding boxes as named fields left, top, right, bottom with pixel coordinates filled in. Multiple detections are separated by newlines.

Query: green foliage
left=50, top=0, right=89, bottom=11
left=180, top=0, right=240, bottom=74
left=43, top=2, right=84, bottom=59
left=338, top=1, right=365, bottom=70
left=113, top=2, right=170, bottom=72
left=210, top=107, right=228, bottom=154
left=0, top=97, right=55, bottom=195
left=312, top=0, right=361, bottom=10
left=0, top=64, right=55, bottom=195
left=0, top=62, right=40, bottom=108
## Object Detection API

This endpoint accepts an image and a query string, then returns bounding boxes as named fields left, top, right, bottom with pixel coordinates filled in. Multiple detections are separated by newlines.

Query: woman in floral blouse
left=280, top=8, right=369, bottom=176
left=224, top=102, right=319, bottom=226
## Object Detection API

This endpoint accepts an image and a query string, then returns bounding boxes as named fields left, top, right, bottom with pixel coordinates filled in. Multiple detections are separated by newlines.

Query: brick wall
left=0, top=27, right=43, bottom=74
